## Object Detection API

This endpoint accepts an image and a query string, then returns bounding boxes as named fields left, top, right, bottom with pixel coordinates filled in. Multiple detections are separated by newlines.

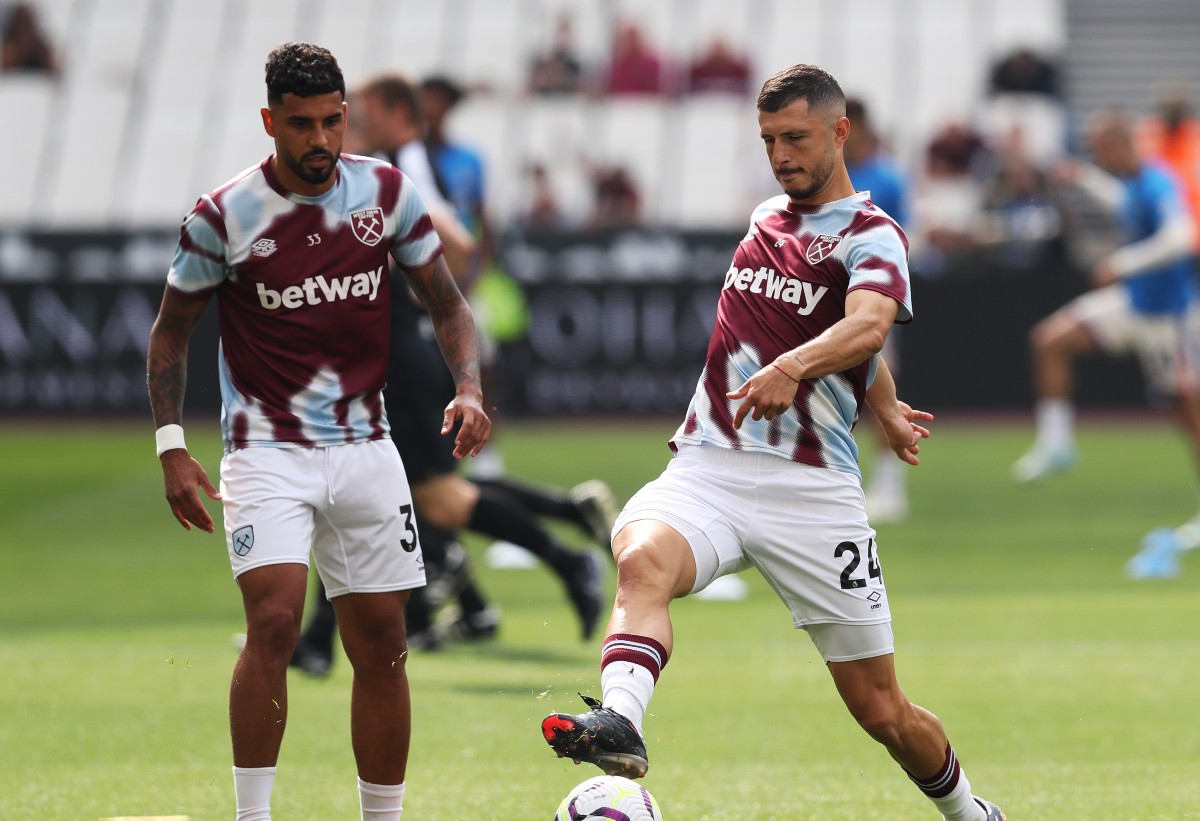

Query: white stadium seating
left=0, top=0, right=1075, bottom=228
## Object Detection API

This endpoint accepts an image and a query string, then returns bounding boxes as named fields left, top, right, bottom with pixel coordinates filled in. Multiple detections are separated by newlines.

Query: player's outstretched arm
left=865, top=356, right=933, bottom=466
left=147, top=287, right=221, bottom=532
left=404, top=255, right=492, bottom=459
left=727, top=289, right=899, bottom=429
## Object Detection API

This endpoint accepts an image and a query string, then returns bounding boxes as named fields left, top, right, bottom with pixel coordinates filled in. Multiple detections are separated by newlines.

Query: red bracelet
left=772, top=362, right=801, bottom=383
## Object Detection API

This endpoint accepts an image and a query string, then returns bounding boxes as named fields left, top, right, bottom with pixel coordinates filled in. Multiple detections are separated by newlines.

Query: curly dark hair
left=757, top=64, right=844, bottom=117
left=264, top=42, right=345, bottom=104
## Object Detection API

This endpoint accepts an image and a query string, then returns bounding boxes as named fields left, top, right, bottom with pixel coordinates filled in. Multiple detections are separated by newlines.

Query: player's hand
left=726, top=360, right=801, bottom=429
left=876, top=402, right=934, bottom=465
left=1091, top=258, right=1119, bottom=287
left=443, top=391, right=492, bottom=459
left=159, top=450, right=221, bottom=533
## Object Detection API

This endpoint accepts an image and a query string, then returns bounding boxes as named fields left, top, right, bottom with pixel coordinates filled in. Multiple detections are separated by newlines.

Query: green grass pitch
left=2, top=418, right=1198, bottom=819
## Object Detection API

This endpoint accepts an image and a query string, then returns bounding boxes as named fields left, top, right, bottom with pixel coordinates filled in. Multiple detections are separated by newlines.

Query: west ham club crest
left=805, top=234, right=842, bottom=264
left=350, top=207, right=384, bottom=247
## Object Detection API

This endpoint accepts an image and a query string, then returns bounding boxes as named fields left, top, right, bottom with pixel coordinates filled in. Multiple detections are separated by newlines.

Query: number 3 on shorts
left=835, top=539, right=882, bottom=589
left=399, top=503, right=418, bottom=552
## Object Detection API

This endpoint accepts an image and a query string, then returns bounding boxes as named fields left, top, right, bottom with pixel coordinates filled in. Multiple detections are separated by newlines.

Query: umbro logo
left=251, top=238, right=277, bottom=258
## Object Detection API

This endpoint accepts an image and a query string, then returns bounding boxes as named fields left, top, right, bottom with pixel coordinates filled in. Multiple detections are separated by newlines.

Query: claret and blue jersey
left=167, top=154, right=443, bottom=450
left=672, top=191, right=912, bottom=479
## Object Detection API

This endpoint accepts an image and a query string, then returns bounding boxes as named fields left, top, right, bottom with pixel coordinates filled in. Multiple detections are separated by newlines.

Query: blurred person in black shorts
left=291, top=74, right=616, bottom=674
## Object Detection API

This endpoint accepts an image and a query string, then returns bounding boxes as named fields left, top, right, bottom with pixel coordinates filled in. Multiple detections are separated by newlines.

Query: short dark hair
left=358, top=73, right=424, bottom=127
left=421, top=75, right=465, bottom=108
left=265, top=42, right=345, bottom=105
left=757, top=64, right=845, bottom=118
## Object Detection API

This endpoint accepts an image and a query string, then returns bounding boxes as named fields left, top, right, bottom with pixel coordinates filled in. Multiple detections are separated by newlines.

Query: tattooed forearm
left=407, top=258, right=483, bottom=394
left=146, top=289, right=208, bottom=427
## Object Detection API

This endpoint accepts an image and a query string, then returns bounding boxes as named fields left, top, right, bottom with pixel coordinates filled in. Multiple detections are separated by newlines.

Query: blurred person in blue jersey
left=540, top=64, right=1005, bottom=821
left=146, top=42, right=490, bottom=820
left=289, top=73, right=614, bottom=672
left=844, top=97, right=914, bottom=523
left=1009, top=112, right=1200, bottom=578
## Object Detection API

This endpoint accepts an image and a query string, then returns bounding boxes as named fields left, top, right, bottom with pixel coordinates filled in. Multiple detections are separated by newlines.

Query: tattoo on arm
left=405, top=257, right=482, bottom=393
left=147, top=290, right=208, bottom=427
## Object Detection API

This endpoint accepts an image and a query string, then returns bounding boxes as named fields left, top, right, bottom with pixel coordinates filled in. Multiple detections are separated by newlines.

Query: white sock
left=907, top=745, right=985, bottom=821
left=601, top=661, right=655, bottom=737
left=359, top=778, right=405, bottom=820
left=233, top=765, right=275, bottom=821
left=869, top=452, right=906, bottom=496
left=936, top=778, right=986, bottom=821
left=1034, top=399, right=1073, bottom=451
left=1176, top=505, right=1200, bottom=551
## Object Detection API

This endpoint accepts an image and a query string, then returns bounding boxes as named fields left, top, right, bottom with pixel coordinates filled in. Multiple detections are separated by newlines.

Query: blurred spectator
left=605, top=21, right=665, bottom=96
left=421, top=75, right=487, bottom=238
left=844, top=98, right=910, bottom=225
left=1140, top=85, right=1200, bottom=250
left=1, top=2, right=58, bottom=76
left=528, top=13, right=587, bottom=96
left=588, top=164, right=640, bottom=227
left=989, top=47, right=1059, bottom=99
left=685, top=36, right=750, bottom=95
left=977, top=128, right=1061, bottom=267
left=910, top=122, right=990, bottom=274
left=520, top=162, right=566, bottom=228
left=843, top=98, right=913, bottom=523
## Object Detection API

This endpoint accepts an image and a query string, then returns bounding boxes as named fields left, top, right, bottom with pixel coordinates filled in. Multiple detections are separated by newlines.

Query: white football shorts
left=614, top=443, right=894, bottom=662
left=1069, top=285, right=1200, bottom=396
left=219, top=439, right=424, bottom=597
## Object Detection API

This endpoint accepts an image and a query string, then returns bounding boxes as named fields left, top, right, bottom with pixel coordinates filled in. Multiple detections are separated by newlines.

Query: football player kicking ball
left=147, top=43, right=489, bottom=820
left=541, top=64, right=1004, bottom=821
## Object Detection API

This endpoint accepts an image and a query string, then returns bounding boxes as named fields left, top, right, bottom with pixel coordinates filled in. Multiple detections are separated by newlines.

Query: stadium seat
left=455, top=0, right=525, bottom=92
left=595, top=98, right=669, bottom=222
left=0, top=76, right=56, bottom=223
left=670, top=97, right=758, bottom=229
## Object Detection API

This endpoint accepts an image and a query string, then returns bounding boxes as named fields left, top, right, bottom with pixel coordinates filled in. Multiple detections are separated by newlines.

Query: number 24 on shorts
left=835, top=538, right=881, bottom=589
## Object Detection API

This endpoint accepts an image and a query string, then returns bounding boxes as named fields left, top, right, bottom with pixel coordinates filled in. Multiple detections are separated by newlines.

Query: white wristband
left=155, top=424, right=187, bottom=457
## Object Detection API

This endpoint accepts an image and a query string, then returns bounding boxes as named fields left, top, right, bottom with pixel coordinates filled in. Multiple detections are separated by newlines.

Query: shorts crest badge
left=805, top=234, right=842, bottom=264
left=232, top=525, right=255, bottom=557
left=350, top=208, right=384, bottom=247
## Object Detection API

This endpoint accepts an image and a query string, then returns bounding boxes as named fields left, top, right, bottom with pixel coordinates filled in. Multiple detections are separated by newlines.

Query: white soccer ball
left=554, top=775, right=664, bottom=820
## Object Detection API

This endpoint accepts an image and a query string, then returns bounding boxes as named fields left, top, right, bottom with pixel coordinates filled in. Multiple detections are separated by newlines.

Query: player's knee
left=613, top=539, right=680, bottom=601
left=244, top=603, right=303, bottom=665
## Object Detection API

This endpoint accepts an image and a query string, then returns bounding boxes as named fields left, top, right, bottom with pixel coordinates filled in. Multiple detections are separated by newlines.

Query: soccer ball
left=554, top=775, right=664, bottom=820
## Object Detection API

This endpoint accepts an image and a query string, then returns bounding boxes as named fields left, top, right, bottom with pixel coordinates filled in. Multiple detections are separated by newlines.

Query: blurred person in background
left=1, top=2, right=58, bottom=75
left=541, top=63, right=1005, bottom=821
left=147, top=43, right=489, bottom=820
left=291, top=73, right=615, bottom=671
left=587, top=163, right=641, bottom=228
left=528, top=12, right=588, bottom=96
left=605, top=20, right=666, bottom=96
left=1009, top=112, right=1200, bottom=578
left=844, top=97, right=914, bottom=523
left=685, top=36, right=751, bottom=96
left=1140, top=85, right=1200, bottom=251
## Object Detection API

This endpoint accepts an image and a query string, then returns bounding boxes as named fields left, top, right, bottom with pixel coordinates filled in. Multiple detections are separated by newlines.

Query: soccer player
left=1008, top=113, right=1200, bottom=578
left=540, top=65, right=1005, bottom=821
left=146, top=43, right=490, bottom=820
left=844, top=97, right=914, bottom=523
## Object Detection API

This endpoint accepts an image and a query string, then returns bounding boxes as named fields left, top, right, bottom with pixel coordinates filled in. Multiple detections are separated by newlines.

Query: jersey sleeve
left=1149, top=167, right=1188, bottom=226
left=843, top=217, right=913, bottom=323
left=166, top=195, right=228, bottom=297
left=388, top=169, right=445, bottom=271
